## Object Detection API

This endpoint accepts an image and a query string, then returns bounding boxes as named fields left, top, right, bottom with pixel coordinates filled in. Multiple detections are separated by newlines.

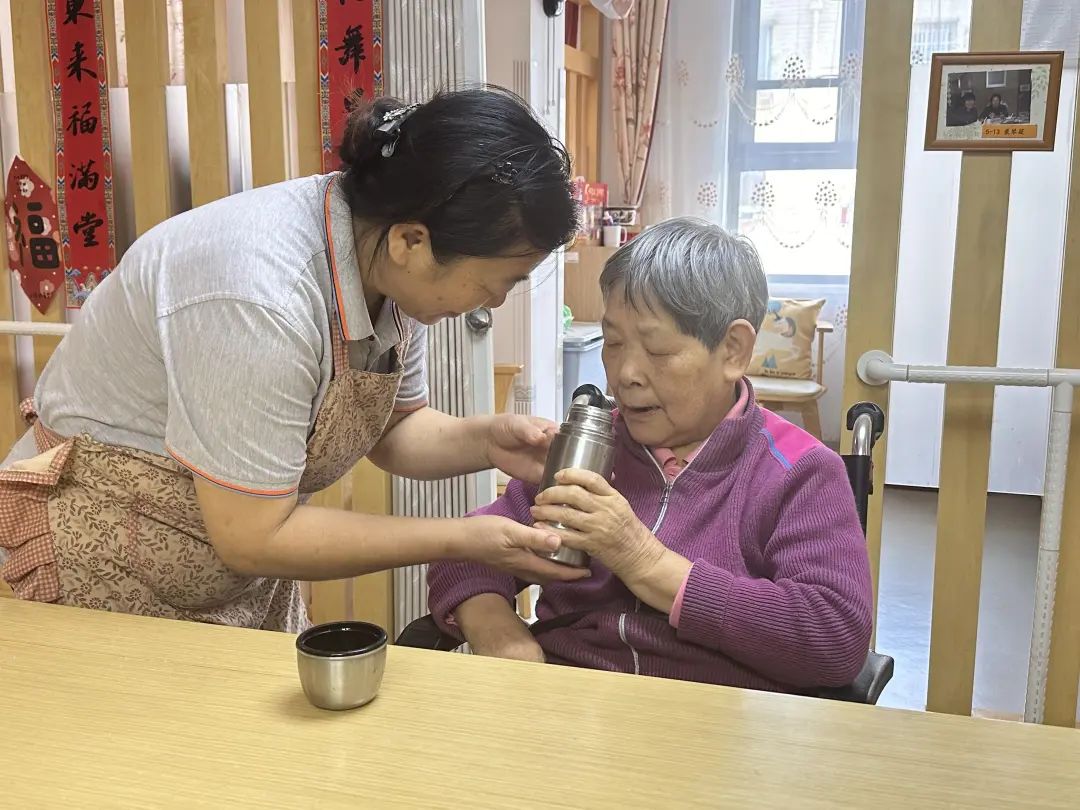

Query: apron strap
left=329, top=310, right=350, bottom=379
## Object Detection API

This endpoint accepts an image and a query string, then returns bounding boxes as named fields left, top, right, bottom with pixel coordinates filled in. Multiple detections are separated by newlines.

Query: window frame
left=724, top=0, right=866, bottom=247
left=912, top=19, right=959, bottom=60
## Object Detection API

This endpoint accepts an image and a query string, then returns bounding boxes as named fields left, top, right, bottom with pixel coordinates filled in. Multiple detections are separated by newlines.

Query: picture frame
left=924, top=51, right=1064, bottom=152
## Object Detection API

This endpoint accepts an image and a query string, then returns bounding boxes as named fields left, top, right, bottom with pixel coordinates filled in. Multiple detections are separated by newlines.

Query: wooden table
left=2, top=600, right=1079, bottom=808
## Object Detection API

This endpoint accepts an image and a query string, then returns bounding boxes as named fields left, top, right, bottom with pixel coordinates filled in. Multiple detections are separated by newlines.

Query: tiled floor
left=875, top=487, right=1063, bottom=719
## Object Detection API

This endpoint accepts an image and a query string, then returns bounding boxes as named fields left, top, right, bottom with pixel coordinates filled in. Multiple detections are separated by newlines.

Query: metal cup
left=296, top=621, right=388, bottom=711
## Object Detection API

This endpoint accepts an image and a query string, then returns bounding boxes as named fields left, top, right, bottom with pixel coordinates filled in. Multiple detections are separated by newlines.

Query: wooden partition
left=11, top=2, right=64, bottom=375
left=838, top=0, right=914, bottom=639
left=564, top=0, right=601, bottom=182
left=183, top=0, right=231, bottom=207
left=843, top=0, right=1080, bottom=724
left=924, top=0, right=1022, bottom=717
left=245, top=0, right=288, bottom=188
left=0, top=46, right=19, bottom=454
left=127, top=2, right=175, bottom=235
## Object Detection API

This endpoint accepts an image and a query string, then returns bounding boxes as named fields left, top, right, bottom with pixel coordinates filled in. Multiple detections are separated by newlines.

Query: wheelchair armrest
left=395, top=614, right=463, bottom=651
left=816, top=651, right=894, bottom=705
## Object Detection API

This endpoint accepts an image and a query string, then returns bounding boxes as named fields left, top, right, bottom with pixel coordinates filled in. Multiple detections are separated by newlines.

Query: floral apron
left=0, top=255, right=410, bottom=633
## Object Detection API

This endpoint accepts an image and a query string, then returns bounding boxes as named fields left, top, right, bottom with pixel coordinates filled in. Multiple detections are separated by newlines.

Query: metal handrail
left=859, top=350, right=1075, bottom=724
left=0, top=320, right=73, bottom=337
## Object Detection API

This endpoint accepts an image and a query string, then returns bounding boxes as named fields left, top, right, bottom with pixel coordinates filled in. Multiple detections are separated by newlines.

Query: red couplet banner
left=319, top=0, right=385, bottom=172
left=48, top=0, right=116, bottom=308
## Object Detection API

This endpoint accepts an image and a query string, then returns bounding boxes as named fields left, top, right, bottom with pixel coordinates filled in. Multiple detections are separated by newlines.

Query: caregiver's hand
left=484, top=414, right=557, bottom=486
left=461, top=515, right=591, bottom=584
left=530, top=469, right=663, bottom=580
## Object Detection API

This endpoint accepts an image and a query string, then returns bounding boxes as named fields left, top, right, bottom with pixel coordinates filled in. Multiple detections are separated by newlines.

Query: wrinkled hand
left=530, top=468, right=663, bottom=579
left=461, top=515, right=591, bottom=584
left=485, top=413, right=558, bottom=486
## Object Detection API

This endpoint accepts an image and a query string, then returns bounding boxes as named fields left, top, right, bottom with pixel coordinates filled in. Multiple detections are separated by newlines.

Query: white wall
left=486, top=0, right=566, bottom=422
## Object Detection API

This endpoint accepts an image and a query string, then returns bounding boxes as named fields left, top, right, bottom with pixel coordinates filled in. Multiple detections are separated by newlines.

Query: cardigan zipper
left=619, top=448, right=674, bottom=676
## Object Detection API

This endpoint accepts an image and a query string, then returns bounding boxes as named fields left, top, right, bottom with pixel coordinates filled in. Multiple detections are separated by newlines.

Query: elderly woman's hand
left=529, top=469, right=664, bottom=579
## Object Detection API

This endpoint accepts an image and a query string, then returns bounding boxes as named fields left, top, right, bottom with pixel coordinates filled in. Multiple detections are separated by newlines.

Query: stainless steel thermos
left=536, top=384, right=617, bottom=567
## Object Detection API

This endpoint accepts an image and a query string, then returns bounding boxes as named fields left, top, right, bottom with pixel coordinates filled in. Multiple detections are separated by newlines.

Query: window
left=758, top=23, right=775, bottom=77
left=912, top=20, right=959, bottom=59
left=726, top=0, right=865, bottom=278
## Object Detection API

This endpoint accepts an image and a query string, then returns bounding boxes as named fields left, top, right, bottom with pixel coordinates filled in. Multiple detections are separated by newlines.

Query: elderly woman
left=427, top=218, right=872, bottom=692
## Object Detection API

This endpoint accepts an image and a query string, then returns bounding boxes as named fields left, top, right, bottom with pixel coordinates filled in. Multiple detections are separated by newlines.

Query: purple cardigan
left=427, top=386, right=873, bottom=692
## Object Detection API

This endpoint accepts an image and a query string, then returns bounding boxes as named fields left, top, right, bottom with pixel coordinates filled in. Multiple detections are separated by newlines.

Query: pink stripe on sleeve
left=669, top=569, right=692, bottom=627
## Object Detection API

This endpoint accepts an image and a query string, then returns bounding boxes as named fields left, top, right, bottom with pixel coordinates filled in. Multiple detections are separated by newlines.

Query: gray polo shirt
left=5, top=174, right=428, bottom=496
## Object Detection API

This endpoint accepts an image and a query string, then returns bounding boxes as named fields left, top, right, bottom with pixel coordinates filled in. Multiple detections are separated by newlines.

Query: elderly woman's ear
left=718, top=319, right=757, bottom=381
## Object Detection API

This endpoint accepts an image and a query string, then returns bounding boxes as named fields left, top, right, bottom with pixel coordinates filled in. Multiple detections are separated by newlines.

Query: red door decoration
left=4, top=157, right=64, bottom=315
left=47, top=0, right=116, bottom=308
left=319, top=0, right=384, bottom=172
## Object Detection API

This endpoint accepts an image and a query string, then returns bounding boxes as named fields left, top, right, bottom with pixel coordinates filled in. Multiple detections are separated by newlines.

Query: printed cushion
left=747, top=298, right=825, bottom=380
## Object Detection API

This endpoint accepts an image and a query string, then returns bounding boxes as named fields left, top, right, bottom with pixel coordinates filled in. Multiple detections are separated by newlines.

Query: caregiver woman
left=0, top=87, right=585, bottom=631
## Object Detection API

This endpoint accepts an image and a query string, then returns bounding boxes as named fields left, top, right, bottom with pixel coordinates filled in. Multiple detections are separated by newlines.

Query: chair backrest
left=494, top=364, right=523, bottom=415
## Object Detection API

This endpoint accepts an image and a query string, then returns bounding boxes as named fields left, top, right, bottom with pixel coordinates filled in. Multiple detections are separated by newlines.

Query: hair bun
left=338, top=94, right=408, bottom=170
left=336, top=86, right=579, bottom=264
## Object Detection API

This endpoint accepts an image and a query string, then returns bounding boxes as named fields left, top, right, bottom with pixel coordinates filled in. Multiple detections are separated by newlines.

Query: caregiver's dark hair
left=339, top=86, right=580, bottom=262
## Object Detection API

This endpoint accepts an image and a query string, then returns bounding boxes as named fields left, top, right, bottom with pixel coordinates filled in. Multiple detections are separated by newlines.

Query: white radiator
left=384, top=0, right=492, bottom=639
left=386, top=0, right=464, bottom=101
left=392, top=318, right=482, bottom=637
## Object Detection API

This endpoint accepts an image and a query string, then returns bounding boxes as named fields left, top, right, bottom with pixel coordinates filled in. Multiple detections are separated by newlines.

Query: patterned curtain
left=611, top=0, right=670, bottom=207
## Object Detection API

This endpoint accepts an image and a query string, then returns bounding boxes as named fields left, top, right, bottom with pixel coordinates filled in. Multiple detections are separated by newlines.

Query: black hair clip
left=375, top=104, right=420, bottom=157
left=491, top=160, right=519, bottom=185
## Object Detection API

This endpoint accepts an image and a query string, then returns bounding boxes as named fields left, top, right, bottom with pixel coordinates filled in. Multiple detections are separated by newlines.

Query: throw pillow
left=747, top=298, right=825, bottom=379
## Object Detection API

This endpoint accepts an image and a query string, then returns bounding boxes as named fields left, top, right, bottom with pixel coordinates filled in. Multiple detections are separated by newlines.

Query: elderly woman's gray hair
left=599, top=217, right=768, bottom=350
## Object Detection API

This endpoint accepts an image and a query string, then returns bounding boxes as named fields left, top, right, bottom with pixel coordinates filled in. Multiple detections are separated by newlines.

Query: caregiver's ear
left=386, top=223, right=431, bottom=264
left=721, top=319, right=757, bottom=367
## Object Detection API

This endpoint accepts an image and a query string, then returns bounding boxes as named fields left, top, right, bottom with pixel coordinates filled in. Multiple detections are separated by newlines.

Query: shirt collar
left=322, top=174, right=405, bottom=344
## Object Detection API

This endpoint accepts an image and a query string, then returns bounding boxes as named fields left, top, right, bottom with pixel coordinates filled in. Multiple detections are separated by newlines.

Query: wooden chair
left=749, top=322, right=833, bottom=439
left=493, top=363, right=524, bottom=502
left=493, top=364, right=523, bottom=422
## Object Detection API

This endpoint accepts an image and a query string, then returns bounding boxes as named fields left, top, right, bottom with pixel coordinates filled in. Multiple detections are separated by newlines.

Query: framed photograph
left=924, top=51, right=1064, bottom=152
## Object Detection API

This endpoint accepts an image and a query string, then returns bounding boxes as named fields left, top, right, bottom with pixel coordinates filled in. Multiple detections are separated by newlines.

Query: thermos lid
left=564, top=384, right=616, bottom=435
left=571, top=384, right=613, bottom=410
